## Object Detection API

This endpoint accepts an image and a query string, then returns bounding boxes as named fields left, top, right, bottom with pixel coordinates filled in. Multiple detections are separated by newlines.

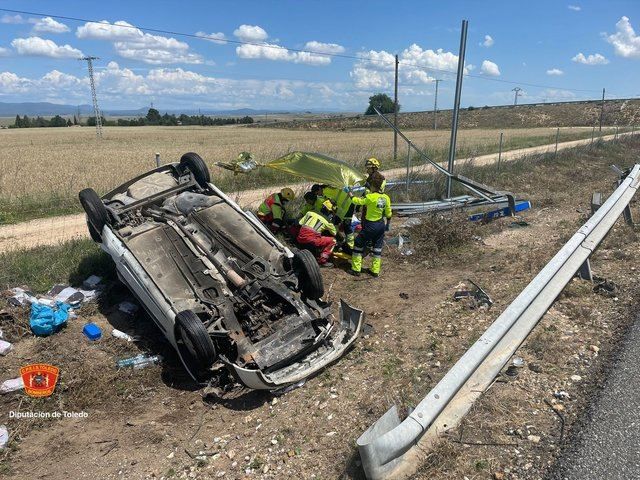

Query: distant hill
left=0, top=102, right=93, bottom=116
left=0, top=102, right=341, bottom=117
left=252, top=99, right=640, bottom=130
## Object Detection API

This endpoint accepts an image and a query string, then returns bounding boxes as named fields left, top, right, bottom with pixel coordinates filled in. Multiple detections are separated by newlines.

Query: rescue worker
left=322, top=184, right=356, bottom=251
left=364, top=157, right=387, bottom=193
left=348, top=171, right=391, bottom=277
left=300, top=191, right=318, bottom=217
left=296, top=200, right=337, bottom=267
left=257, top=187, right=295, bottom=233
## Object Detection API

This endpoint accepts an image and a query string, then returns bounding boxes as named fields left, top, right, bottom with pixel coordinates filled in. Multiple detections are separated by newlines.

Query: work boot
left=320, top=262, right=334, bottom=268
left=348, top=270, right=360, bottom=277
left=369, top=271, right=379, bottom=278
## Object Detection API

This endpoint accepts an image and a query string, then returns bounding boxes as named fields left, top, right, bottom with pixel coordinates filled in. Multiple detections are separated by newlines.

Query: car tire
left=79, top=188, right=108, bottom=243
left=293, top=249, right=324, bottom=299
left=180, top=152, right=210, bottom=187
left=175, top=310, right=217, bottom=372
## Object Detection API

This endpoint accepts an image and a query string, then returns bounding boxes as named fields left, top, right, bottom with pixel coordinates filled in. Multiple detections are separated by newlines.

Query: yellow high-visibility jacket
left=351, top=192, right=392, bottom=222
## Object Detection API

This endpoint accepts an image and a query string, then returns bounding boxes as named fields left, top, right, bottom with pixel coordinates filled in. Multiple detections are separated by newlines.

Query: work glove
left=342, top=186, right=350, bottom=193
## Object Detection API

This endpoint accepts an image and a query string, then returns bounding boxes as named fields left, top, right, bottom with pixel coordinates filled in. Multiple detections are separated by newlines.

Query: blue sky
left=0, top=0, right=639, bottom=112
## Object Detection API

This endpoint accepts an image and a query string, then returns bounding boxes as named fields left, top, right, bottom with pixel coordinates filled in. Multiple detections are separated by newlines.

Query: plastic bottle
left=116, top=354, right=162, bottom=369
left=111, top=329, right=135, bottom=342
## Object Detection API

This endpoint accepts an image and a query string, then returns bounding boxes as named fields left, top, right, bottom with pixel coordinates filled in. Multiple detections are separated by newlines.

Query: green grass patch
left=0, top=239, right=115, bottom=292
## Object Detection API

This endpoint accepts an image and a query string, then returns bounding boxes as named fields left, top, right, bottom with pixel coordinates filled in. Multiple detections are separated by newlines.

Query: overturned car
left=79, top=152, right=363, bottom=389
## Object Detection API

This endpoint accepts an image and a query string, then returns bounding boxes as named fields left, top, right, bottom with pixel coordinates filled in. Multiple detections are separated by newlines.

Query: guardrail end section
left=357, top=405, right=402, bottom=480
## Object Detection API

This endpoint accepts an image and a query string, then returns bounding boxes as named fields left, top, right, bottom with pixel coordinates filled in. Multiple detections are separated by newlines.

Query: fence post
left=633, top=125, right=636, bottom=136
left=591, top=126, right=595, bottom=146
left=615, top=126, right=619, bottom=140
left=554, top=127, right=560, bottom=158
left=405, top=142, right=411, bottom=196
left=497, top=132, right=503, bottom=170
left=155, top=152, right=161, bottom=167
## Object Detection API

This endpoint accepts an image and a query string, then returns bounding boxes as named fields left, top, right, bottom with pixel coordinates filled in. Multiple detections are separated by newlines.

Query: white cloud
left=1, top=14, right=24, bottom=24
left=568, top=5, right=581, bottom=11
left=11, top=37, right=83, bottom=59
left=0, top=64, right=356, bottom=109
left=30, top=17, right=70, bottom=34
left=77, top=20, right=203, bottom=64
left=304, top=41, right=345, bottom=54
left=481, top=35, right=494, bottom=47
left=546, top=68, right=564, bottom=75
left=350, top=44, right=467, bottom=89
left=236, top=42, right=330, bottom=65
left=480, top=60, right=501, bottom=76
left=572, top=52, right=609, bottom=65
left=195, top=31, right=227, bottom=44
left=233, top=24, right=268, bottom=42
left=604, top=16, right=640, bottom=58
left=0, top=47, right=9, bottom=57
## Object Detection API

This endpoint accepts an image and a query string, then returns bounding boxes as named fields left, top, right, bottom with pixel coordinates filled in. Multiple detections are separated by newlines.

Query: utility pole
left=433, top=79, right=442, bottom=130
left=446, top=19, right=468, bottom=198
left=79, top=56, right=102, bottom=138
left=393, top=54, right=399, bottom=161
left=599, top=87, right=605, bottom=132
left=512, top=87, right=522, bottom=106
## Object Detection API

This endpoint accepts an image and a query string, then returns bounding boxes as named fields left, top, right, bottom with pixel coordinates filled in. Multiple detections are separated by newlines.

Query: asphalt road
left=549, top=316, right=640, bottom=480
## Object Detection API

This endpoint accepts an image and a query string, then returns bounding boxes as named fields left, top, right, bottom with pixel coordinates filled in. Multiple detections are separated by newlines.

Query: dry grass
left=0, top=125, right=615, bottom=222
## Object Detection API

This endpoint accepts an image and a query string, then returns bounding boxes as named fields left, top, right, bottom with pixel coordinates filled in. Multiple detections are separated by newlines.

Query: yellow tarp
left=265, top=151, right=364, bottom=188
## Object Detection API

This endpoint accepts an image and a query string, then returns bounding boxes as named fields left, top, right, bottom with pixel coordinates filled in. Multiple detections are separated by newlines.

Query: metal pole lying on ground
left=497, top=132, right=503, bottom=170
left=445, top=19, right=468, bottom=198
left=394, top=54, right=399, bottom=162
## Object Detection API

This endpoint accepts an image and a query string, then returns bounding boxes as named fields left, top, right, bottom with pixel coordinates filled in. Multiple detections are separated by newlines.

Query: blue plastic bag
left=30, top=301, right=70, bottom=336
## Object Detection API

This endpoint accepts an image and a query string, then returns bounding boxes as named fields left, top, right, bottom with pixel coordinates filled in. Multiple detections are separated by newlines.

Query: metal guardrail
left=357, top=164, right=640, bottom=480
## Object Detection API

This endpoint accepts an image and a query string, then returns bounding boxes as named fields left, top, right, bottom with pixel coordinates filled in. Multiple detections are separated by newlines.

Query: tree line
left=10, top=108, right=254, bottom=129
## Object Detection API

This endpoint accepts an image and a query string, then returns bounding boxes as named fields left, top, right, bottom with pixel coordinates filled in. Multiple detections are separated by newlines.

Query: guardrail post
left=155, top=152, right=161, bottom=167
left=591, top=192, right=603, bottom=214
left=577, top=259, right=593, bottom=282
left=623, top=205, right=634, bottom=226
left=406, top=142, right=411, bottom=197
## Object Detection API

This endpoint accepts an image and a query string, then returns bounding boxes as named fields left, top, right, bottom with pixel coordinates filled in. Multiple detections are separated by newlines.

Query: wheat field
left=0, top=124, right=612, bottom=222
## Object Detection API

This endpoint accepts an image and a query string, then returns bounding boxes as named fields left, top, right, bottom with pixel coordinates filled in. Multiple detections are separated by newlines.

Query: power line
left=512, top=87, right=522, bottom=105
left=0, top=7, right=605, bottom=94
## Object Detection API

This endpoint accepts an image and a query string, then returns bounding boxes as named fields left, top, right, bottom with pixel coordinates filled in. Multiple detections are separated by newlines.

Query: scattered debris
left=554, top=390, right=571, bottom=400
left=570, top=374, right=582, bottom=382
left=0, top=376, right=24, bottom=394
left=273, top=379, right=306, bottom=396
left=111, top=329, right=136, bottom=342
left=527, top=434, right=541, bottom=443
left=83, top=275, right=103, bottom=290
left=453, top=280, right=493, bottom=309
left=0, top=425, right=8, bottom=450
left=8, top=287, right=37, bottom=307
left=83, top=323, right=102, bottom=341
left=509, top=220, right=530, bottom=228
left=30, top=301, right=71, bottom=336
left=118, top=301, right=139, bottom=316
left=116, top=354, right=162, bottom=370
left=593, top=277, right=619, bottom=297
left=399, top=292, right=409, bottom=300
left=0, top=339, right=13, bottom=356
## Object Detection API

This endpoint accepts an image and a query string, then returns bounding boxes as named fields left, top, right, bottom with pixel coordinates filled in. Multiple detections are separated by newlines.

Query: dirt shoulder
left=1, top=138, right=640, bottom=480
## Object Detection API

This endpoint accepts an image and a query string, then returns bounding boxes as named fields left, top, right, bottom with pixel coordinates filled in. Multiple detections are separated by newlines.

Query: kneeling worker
left=296, top=200, right=337, bottom=267
left=257, top=187, right=295, bottom=233
left=348, top=171, right=391, bottom=277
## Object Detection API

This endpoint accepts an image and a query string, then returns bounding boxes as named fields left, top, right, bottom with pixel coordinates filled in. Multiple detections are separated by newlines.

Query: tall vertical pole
left=393, top=54, right=399, bottom=162
left=497, top=132, right=503, bottom=169
left=433, top=79, right=442, bottom=130
left=598, top=88, right=605, bottom=132
left=446, top=19, right=468, bottom=198
left=80, top=56, right=102, bottom=138
left=512, top=87, right=522, bottom=106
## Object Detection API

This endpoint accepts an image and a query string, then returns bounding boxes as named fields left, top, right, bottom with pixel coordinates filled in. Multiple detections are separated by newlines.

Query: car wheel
left=79, top=188, right=108, bottom=243
left=293, top=249, right=324, bottom=299
left=180, top=152, right=211, bottom=187
left=175, top=310, right=217, bottom=373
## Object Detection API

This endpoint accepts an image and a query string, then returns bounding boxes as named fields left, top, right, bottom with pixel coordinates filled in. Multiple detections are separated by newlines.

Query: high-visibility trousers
left=297, top=226, right=336, bottom=264
left=351, top=220, right=385, bottom=274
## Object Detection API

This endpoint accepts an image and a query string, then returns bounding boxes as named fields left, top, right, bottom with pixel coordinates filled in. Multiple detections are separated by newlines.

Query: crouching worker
left=257, top=187, right=295, bottom=233
left=348, top=171, right=391, bottom=277
left=296, top=200, right=337, bottom=267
